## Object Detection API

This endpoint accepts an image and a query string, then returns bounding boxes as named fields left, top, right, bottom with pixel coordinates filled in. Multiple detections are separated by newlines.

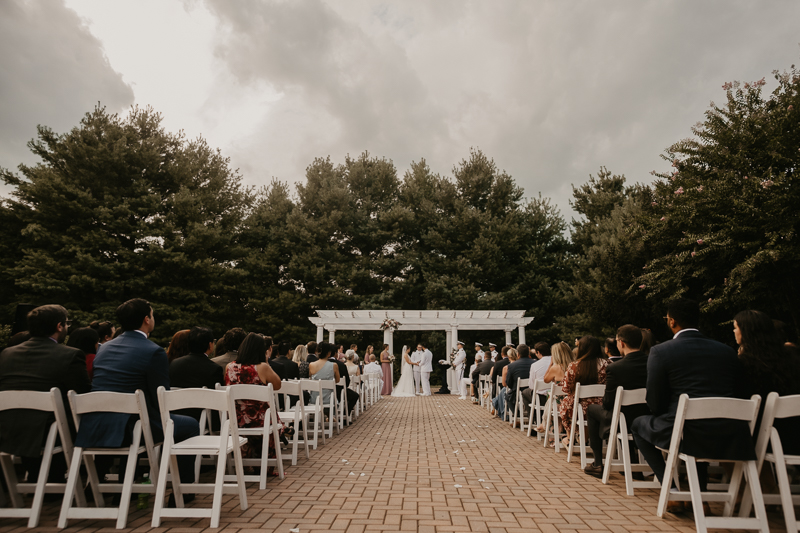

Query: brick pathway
left=3, top=393, right=789, bottom=532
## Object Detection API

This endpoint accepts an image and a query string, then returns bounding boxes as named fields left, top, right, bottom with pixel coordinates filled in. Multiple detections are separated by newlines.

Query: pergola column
left=316, top=326, right=324, bottom=343
left=328, top=329, right=336, bottom=343
left=446, top=329, right=452, bottom=356
left=383, top=328, right=394, bottom=356
left=518, top=325, right=526, bottom=345
left=450, top=325, right=459, bottom=352
left=505, top=329, right=513, bottom=345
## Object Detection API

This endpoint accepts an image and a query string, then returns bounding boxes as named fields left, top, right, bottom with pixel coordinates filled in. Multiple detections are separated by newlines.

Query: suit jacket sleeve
left=645, top=347, right=669, bottom=415
left=147, top=347, right=171, bottom=396
left=209, top=362, right=224, bottom=389
left=602, top=364, right=620, bottom=411
left=65, top=348, right=91, bottom=394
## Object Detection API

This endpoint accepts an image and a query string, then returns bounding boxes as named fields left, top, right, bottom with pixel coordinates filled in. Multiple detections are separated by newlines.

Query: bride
left=391, top=345, right=417, bottom=397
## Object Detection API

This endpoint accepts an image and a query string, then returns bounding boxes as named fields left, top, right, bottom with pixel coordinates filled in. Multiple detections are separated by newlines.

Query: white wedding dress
left=391, top=346, right=417, bottom=397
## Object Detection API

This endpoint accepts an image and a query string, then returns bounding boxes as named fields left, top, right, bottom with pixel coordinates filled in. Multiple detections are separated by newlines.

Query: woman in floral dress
left=225, top=333, right=285, bottom=460
left=559, top=336, right=609, bottom=447
left=534, top=341, right=576, bottom=436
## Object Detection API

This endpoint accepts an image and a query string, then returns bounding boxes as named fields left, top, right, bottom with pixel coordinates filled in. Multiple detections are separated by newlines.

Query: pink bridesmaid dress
left=380, top=350, right=393, bottom=395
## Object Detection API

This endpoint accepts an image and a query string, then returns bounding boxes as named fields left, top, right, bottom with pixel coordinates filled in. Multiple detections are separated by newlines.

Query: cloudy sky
left=2, top=0, right=799, bottom=219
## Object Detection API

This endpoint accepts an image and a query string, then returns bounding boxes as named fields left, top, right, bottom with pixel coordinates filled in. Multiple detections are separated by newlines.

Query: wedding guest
left=472, top=352, right=494, bottom=400
left=309, top=342, right=340, bottom=407
left=605, top=337, right=622, bottom=362
left=533, top=341, right=577, bottom=435
left=493, top=348, right=518, bottom=418
left=306, top=341, right=319, bottom=363
left=734, top=310, right=800, bottom=453
left=489, top=346, right=511, bottom=400
left=560, top=336, right=609, bottom=447
left=773, top=319, right=797, bottom=348
left=170, top=327, right=224, bottom=420
left=167, top=329, right=191, bottom=363
left=364, top=345, right=375, bottom=365
left=293, top=344, right=310, bottom=378
left=337, top=345, right=346, bottom=361
left=522, top=341, right=552, bottom=417
left=584, top=325, right=648, bottom=478
left=212, top=328, right=247, bottom=367
left=380, top=343, right=393, bottom=395
left=631, top=298, right=753, bottom=496
left=67, top=327, right=100, bottom=380
left=269, top=341, right=300, bottom=381
left=213, top=338, right=225, bottom=358
left=225, top=332, right=283, bottom=458
left=506, top=344, right=534, bottom=419
left=640, top=329, right=654, bottom=355
left=345, top=352, right=361, bottom=376
left=89, top=320, right=115, bottom=345
left=332, top=353, right=359, bottom=413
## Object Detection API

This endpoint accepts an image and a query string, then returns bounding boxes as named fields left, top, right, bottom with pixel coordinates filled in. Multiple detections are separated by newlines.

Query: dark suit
left=169, top=352, right=224, bottom=420
left=0, top=337, right=90, bottom=458
left=586, top=350, right=649, bottom=466
left=505, top=358, right=535, bottom=414
left=631, top=330, right=753, bottom=485
left=471, top=359, right=495, bottom=399
left=76, top=331, right=199, bottom=482
left=269, top=356, right=300, bottom=382
left=491, top=357, right=510, bottom=397
left=333, top=360, right=359, bottom=413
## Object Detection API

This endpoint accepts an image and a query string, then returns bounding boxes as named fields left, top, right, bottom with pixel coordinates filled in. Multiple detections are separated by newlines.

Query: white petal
left=290, top=529, right=300, bottom=533
left=454, top=484, right=462, bottom=488
left=478, top=479, right=485, bottom=482
left=460, top=467, right=466, bottom=471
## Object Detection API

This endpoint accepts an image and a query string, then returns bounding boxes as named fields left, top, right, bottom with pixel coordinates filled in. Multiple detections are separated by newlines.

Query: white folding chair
left=511, top=378, right=529, bottom=428
left=494, top=375, right=507, bottom=420
left=601, top=387, right=660, bottom=495
left=225, top=384, right=284, bottom=489
left=526, top=379, right=548, bottom=438
left=349, top=375, right=361, bottom=420
left=151, top=387, right=247, bottom=529
left=58, top=390, right=159, bottom=529
left=656, top=394, right=768, bottom=533
left=276, top=381, right=311, bottom=465
left=299, top=380, right=325, bottom=448
left=567, top=383, right=606, bottom=468
left=0, top=388, right=84, bottom=528
left=172, top=386, right=214, bottom=484
left=319, top=380, right=338, bottom=438
left=740, top=392, right=800, bottom=533
left=542, top=382, right=566, bottom=452
left=337, top=386, right=350, bottom=429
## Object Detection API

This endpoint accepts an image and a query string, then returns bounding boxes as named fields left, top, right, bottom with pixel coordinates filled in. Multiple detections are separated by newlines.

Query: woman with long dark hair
left=734, top=310, right=800, bottom=453
left=559, top=335, right=610, bottom=446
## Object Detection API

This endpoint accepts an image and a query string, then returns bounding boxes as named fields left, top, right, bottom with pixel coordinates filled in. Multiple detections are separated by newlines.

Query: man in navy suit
left=631, top=298, right=753, bottom=492
left=76, top=299, right=199, bottom=486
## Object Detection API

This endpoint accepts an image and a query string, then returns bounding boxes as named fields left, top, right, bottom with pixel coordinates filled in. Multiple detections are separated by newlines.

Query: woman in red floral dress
left=559, top=336, right=609, bottom=447
left=225, top=333, right=285, bottom=460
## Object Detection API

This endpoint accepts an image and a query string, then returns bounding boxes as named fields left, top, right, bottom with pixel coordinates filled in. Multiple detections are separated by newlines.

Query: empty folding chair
left=349, top=375, right=361, bottom=419
left=58, top=389, right=159, bottom=529
left=656, top=394, right=768, bottom=533
left=151, top=386, right=247, bottom=529
left=225, top=383, right=284, bottom=489
left=0, top=388, right=85, bottom=528
left=740, top=392, right=800, bottom=533
left=526, top=379, right=548, bottom=438
left=567, top=383, right=606, bottom=468
left=601, top=387, right=660, bottom=495
left=275, top=381, right=311, bottom=465
left=338, top=386, right=350, bottom=429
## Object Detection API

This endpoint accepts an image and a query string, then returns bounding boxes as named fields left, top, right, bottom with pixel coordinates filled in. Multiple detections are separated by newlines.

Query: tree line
left=1, top=63, right=798, bottom=350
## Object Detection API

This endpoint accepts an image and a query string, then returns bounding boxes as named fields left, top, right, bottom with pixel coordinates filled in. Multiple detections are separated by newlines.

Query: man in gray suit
left=631, top=298, right=753, bottom=493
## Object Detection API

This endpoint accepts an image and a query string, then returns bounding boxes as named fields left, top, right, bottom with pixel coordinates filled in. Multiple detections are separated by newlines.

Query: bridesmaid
left=380, top=343, right=393, bottom=395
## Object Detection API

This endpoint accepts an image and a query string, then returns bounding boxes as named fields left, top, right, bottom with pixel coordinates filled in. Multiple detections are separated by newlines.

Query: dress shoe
left=665, top=500, right=685, bottom=513
left=584, top=464, right=603, bottom=478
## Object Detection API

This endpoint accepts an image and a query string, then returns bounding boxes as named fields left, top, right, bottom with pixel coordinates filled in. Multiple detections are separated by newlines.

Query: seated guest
left=213, top=338, right=225, bottom=359
left=560, top=336, right=609, bottom=447
left=640, top=329, right=654, bottom=355
left=269, top=341, right=300, bottom=381
left=212, top=327, right=247, bottom=367
left=522, top=341, right=552, bottom=416
left=605, top=337, right=622, bottom=363
left=345, top=352, right=361, bottom=376
left=89, top=320, right=115, bottom=345
left=734, top=310, right=800, bottom=453
left=169, top=327, right=224, bottom=421
left=308, top=342, right=340, bottom=408
left=488, top=346, right=511, bottom=403
left=584, top=325, right=648, bottom=477
left=166, top=329, right=190, bottom=364
left=363, top=353, right=384, bottom=391
left=306, top=341, right=319, bottom=363
left=293, top=344, right=310, bottom=378
left=506, top=344, right=535, bottom=419
left=472, top=352, right=495, bottom=400
left=0, top=305, right=90, bottom=483
left=332, top=352, right=359, bottom=413
left=631, top=298, right=754, bottom=496
left=77, top=299, right=199, bottom=492
left=67, top=327, right=100, bottom=381
left=534, top=341, right=577, bottom=435
left=225, top=333, right=283, bottom=459
left=464, top=353, right=481, bottom=401
left=492, top=348, right=518, bottom=419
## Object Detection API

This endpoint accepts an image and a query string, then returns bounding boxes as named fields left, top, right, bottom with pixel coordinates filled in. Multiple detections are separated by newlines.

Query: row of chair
left=476, top=374, right=799, bottom=533
left=0, top=373, right=384, bottom=529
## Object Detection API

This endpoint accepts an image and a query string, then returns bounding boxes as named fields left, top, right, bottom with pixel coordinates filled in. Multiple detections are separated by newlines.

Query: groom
left=411, top=345, right=424, bottom=394
left=420, top=343, right=433, bottom=396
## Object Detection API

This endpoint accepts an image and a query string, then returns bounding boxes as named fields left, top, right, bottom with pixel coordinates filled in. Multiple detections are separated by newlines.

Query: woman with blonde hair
left=535, top=341, right=578, bottom=437
left=293, top=344, right=310, bottom=378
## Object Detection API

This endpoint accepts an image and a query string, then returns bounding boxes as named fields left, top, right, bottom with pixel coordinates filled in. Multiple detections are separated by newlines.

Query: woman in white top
left=345, top=350, right=361, bottom=376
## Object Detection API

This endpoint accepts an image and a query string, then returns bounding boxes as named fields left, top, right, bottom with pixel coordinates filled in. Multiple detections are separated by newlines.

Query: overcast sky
left=2, top=0, right=799, bottom=220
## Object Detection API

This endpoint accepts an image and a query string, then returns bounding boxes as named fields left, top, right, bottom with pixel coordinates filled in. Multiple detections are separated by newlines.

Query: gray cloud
left=0, top=0, right=133, bottom=177
left=200, top=0, right=800, bottom=219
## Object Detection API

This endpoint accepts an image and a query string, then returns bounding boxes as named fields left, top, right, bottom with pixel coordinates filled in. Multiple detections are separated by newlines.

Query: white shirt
left=364, top=362, right=383, bottom=375
left=452, top=349, right=466, bottom=368
left=529, top=355, right=551, bottom=385
left=673, top=328, right=699, bottom=339
left=489, top=349, right=498, bottom=361
left=134, top=330, right=148, bottom=338
left=420, top=349, right=433, bottom=372
left=475, top=349, right=485, bottom=360
left=411, top=350, right=423, bottom=367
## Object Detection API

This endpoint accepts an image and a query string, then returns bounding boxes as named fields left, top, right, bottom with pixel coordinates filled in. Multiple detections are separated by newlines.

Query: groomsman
left=411, top=345, right=424, bottom=394
left=488, top=343, right=498, bottom=361
left=474, top=343, right=485, bottom=361
left=453, top=341, right=467, bottom=399
left=420, top=344, right=433, bottom=396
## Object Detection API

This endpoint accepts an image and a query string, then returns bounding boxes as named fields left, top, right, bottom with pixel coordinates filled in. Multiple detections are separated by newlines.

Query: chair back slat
left=0, top=389, right=57, bottom=412
left=575, top=383, right=605, bottom=399
left=517, top=378, right=529, bottom=388
left=227, top=383, right=273, bottom=403
left=158, top=387, right=228, bottom=413
left=70, top=390, right=140, bottom=415
left=683, top=395, right=760, bottom=422
left=279, top=380, right=301, bottom=396
left=771, top=393, right=800, bottom=419
left=620, top=388, right=647, bottom=406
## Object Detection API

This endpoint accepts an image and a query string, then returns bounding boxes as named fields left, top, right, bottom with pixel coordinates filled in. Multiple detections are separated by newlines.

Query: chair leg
left=28, top=425, right=57, bottom=528
left=117, top=437, right=141, bottom=529
left=57, top=447, right=83, bottom=528
left=722, top=461, right=744, bottom=518
left=578, top=416, right=588, bottom=470
left=0, top=454, right=23, bottom=508
left=83, top=454, right=104, bottom=507
left=151, top=436, right=173, bottom=527
left=567, top=409, right=577, bottom=462
left=210, top=452, right=226, bottom=528
left=772, top=451, right=798, bottom=533
left=601, top=425, right=617, bottom=486
left=273, top=424, right=284, bottom=481
left=684, top=456, right=708, bottom=533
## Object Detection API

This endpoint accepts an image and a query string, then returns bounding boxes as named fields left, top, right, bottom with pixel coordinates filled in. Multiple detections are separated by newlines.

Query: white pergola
left=308, top=310, right=534, bottom=356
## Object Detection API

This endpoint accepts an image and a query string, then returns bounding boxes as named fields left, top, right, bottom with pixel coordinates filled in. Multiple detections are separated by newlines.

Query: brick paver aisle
left=7, top=393, right=788, bottom=532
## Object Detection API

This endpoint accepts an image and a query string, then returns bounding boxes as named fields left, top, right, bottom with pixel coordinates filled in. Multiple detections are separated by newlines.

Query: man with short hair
left=411, top=344, right=424, bottom=394
left=584, top=325, right=648, bottom=478
left=306, top=341, right=319, bottom=363
left=77, top=298, right=200, bottom=490
left=488, top=343, right=498, bottom=361
left=269, top=341, right=300, bottom=381
left=471, top=351, right=495, bottom=400
left=169, top=327, right=224, bottom=420
left=631, top=298, right=754, bottom=496
left=363, top=353, right=383, bottom=392
left=489, top=346, right=510, bottom=399
left=474, top=342, right=485, bottom=362
left=212, top=327, right=247, bottom=367
left=505, top=344, right=535, bottom=420
left=0, top=305, right=90, bottom=481
left=521, top=341, right=552, bottom=417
